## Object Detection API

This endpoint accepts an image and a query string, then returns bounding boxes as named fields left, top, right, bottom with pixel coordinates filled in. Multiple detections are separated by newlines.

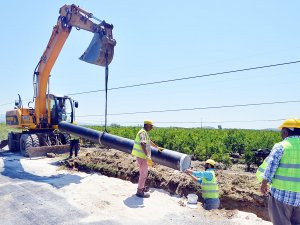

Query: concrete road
left=0, top=150, right=270, bottom=225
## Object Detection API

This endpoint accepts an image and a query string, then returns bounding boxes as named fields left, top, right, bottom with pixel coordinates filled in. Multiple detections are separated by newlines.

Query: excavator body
left=4, top=4, right=116, bottom=157
left=6, top=94, right=77, bottom=156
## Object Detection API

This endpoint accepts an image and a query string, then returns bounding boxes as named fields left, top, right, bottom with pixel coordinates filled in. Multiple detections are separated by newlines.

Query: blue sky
left=1, top=1, right=300, bottom=129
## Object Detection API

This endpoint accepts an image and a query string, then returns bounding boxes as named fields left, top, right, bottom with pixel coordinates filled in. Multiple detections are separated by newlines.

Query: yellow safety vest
left=131, top=128, right=150, bottom=159
left=256, top=159, right=268, bottom=183
left=271, top=138, right=300, bottom=192
left=202, top=170, right=219, bottom=199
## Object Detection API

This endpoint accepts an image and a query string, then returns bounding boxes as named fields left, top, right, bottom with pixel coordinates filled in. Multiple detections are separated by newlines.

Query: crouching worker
left=185, top=159, right=220, bottom=210
left=131, top=120, right=163, bottom=198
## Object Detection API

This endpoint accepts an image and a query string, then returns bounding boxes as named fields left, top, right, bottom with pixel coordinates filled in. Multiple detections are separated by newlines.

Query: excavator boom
left=35, top=4, right=116, bottom=126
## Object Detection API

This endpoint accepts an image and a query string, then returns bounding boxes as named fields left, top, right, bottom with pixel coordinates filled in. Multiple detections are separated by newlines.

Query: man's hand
left=260, top=179, right=269, bottom=196
left=157, top=147, right=164, bottom=152
left=146, top=156, right=153, bottom=167
left=184, top=169, right=192, bottom=174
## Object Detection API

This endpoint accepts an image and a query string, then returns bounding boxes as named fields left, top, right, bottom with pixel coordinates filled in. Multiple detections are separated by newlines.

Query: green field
left=0, top=123, right=19, bottom=141
left=0, top=123, right=280, bottom=167
left=87, top=125, right=280, bottom=167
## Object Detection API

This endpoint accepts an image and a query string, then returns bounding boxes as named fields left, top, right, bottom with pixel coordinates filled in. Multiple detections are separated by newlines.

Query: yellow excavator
left=3, top=4, right=116, bottom=156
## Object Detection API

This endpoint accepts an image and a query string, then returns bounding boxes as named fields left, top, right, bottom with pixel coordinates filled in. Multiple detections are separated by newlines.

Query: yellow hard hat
left=205, top=159, right=216, bottom=166
left=144, top=120, right=153, bottom=126
left=278, top=118, right=300, bottom=129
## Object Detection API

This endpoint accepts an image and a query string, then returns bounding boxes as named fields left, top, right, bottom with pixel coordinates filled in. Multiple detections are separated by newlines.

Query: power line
left=77, top=118, right=285, bottom=124
left=201, top=118, right=285, bottom=124
left=144, top=118, right=285, bottom=124
left=1, top=60, right=300, bottom=106
left=76, top=99, right=300, bottom=117
left=0, top=98, right=32, bottom=108
left=2, top=59, right=300, bottom=114
left=0, top=102, right=15, bottom=107
left=68, top=60, right=300, bottom=96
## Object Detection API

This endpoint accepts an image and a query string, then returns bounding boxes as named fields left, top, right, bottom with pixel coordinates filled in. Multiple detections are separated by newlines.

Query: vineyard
left=0, top=122, right=280, bottom=168
left=86, top=125, right=280, bottom=169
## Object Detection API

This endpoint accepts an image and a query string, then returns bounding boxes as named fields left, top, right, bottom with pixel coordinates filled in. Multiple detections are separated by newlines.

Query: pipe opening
left=180, top=155, right=191, bottom=171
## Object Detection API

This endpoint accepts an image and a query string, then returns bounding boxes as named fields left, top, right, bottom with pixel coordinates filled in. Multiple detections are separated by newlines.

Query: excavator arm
left=34, top=4, right=116, bottom=127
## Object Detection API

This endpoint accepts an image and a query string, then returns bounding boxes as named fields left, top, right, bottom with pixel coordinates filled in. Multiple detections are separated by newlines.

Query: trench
left=62, top=147, right=270, bottom=222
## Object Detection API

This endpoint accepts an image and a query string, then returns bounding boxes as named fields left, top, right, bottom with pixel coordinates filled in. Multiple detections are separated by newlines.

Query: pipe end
left=179, top=154, right=191, bottom=171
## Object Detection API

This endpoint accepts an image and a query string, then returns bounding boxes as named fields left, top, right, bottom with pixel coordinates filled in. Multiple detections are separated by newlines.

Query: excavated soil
left=62, top=147, right=269, bottom=221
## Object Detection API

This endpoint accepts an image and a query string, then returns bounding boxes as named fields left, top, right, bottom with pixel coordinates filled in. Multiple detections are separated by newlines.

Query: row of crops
left=87, top=125, right=281, bottom=168
left=0, top=122, right=280, bottom=168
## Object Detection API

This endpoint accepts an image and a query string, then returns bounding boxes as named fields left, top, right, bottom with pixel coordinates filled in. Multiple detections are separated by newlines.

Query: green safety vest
left=131, top=128, right=150, bottom=159
left=202, top=170, right=219, bottom=199
left=271, top=138, right=300, bottom=192
left=256, top=159, right=268, bottom=183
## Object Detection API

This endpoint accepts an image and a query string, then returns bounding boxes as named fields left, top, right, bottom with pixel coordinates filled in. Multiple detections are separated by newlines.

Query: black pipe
left=58, top=122, right=191, bottom=171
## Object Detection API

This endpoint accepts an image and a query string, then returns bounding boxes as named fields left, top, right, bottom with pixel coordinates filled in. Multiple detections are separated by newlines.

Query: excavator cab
left=49, top=94, right=78, bottom=126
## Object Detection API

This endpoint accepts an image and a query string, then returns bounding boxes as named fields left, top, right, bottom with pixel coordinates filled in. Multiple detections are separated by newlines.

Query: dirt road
left=0, top=149, right=270, bottom=225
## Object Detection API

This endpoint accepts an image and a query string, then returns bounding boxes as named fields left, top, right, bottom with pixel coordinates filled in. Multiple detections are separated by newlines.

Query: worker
left=259, top=118, right=300, bottom=225
left=69, top=138, right=80, bottom=158
left=185, top=159, right=220, bottom=210
left=131, top=120, right=164, bottom=198
left=57, top=99, right=66, bottom=121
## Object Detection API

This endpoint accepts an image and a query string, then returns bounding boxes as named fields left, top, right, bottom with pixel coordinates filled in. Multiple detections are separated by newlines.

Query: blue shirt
left=262, top=136, right=300, bottom=206
left=192, top=168, right=214, bottom=184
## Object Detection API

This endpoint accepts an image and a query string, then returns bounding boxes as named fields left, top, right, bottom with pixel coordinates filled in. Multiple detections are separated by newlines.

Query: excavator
left=2, top=4, right=116, bottom=156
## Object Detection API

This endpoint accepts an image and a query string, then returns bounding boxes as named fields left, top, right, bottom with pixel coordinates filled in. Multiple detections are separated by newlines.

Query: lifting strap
left=99, top=49, right=110, bottom=149
left=104, top=49, right=109, bottom=132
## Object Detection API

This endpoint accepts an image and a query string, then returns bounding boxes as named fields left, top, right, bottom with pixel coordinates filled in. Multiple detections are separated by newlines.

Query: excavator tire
left=20, top=134, right=39, bottom=157
left=8, top=132, right=17, bottom=152
left=31, top=134, right=40, bottom=147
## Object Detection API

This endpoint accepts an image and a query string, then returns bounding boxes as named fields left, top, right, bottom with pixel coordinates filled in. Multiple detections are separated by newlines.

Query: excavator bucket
left=79, top=32, right=115, bottom=67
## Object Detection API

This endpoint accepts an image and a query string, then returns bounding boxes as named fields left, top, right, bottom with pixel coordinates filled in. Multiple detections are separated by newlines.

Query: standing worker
left=131, top=120, right=164, bottom=198
left=69, top=138, right=80, bottom=158
left=185, top=159, right=220, bottom=210
left=259, top=118, right=300, bottom=225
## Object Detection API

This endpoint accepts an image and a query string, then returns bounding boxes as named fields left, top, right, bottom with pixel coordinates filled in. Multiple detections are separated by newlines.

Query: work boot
left=144, top=186, right=150, bottom=192
left=136, top=189, right=150, bottom=198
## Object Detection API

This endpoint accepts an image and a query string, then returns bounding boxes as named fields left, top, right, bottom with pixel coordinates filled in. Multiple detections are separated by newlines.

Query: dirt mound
left=62, top=147, right=269, bottom=221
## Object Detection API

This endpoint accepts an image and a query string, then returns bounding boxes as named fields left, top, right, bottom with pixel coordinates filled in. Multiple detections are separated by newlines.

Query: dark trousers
left=203, top=198, right=220, bottom=210
left=70, top=139, right=80, bottom=157
left=268, top=194, right=300, bottom=225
